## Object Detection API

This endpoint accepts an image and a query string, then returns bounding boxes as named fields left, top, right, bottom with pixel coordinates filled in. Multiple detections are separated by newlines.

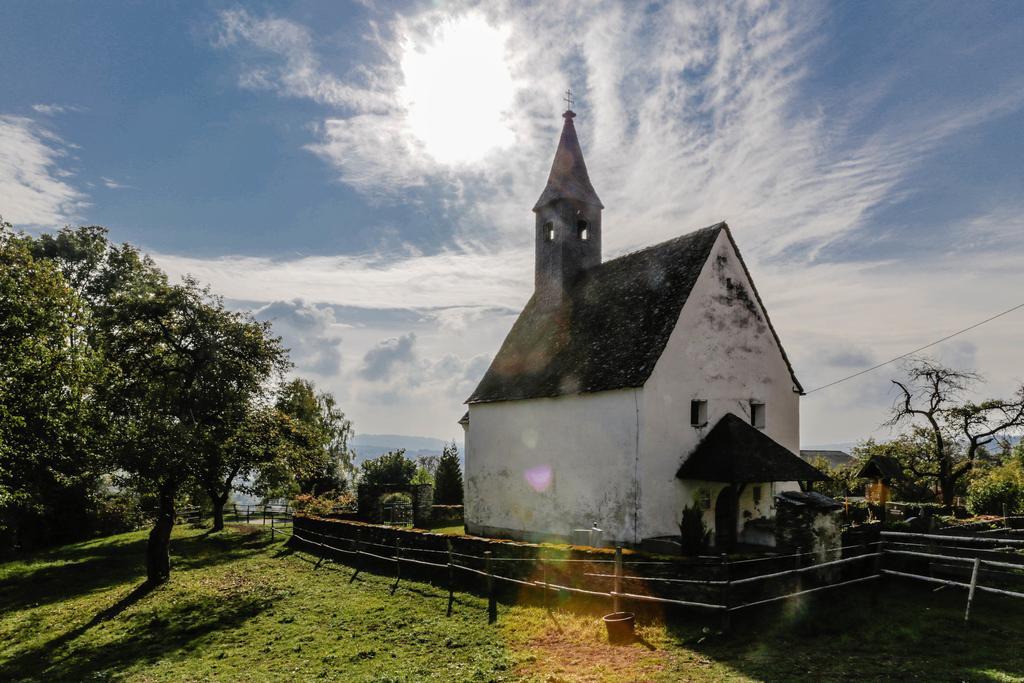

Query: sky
left=1, top=0, right=1023, bottom=447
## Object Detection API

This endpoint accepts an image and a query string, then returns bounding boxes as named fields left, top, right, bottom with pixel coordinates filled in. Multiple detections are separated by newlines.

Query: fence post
left=964, top=557, right=982, bottom=622
left=246, top=505, right=251, bottom=524
left=1003, top=503, right=1009, bottom=526
left=613, top=546, right=623, bottom=613
left=719, top=553, right=731, bottom=633
left=794, top=546, right=802, bottom=570
left=542, top=558, right=549, bottom=613
left=350, top=528, right=362, bottom=583
left=446, top=539, right=455, bottom=617
left=391, top=537, right=401, bottom=595
left=271, top=513, right=275, bottom=539
left=263, top=506, right=267, bottom=526
left=485, top=551, right=496, bottom=624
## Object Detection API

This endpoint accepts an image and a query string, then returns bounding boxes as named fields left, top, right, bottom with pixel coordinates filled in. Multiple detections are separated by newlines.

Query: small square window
left=577, top=219, right=589, bottom=240
left=544, top=222, right=554, bottom=242
left=699, top=489, right=711, bottom=510
left=690, top=399, right=707, bottom=427
left=750, top=402, right=765, bottom=429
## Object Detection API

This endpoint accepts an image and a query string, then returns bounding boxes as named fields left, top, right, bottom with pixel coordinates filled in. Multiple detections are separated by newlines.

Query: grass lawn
left=1, top=525, right=1022, bottom=682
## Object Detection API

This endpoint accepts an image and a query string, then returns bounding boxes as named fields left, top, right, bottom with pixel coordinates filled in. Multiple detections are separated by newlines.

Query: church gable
left=467, top=223, right=725, bottom=404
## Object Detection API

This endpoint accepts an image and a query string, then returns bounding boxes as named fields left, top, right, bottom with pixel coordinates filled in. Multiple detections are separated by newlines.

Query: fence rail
left=879, top=530, right=1024, bottom=621
left=281, top=520, right=890, bottom=628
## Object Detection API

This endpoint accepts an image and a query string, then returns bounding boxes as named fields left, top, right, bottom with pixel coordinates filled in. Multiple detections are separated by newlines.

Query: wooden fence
left=878, top=528, right=1024, bottom=621
left=276, top=517, right=882, bottom=628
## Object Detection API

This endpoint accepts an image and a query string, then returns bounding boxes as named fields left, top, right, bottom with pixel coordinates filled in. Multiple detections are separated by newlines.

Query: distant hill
left=350, top=434, right=465, bottom=467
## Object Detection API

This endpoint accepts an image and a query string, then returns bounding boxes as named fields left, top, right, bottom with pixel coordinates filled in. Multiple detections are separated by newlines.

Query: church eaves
left=532, top=111, right=604, bottom=212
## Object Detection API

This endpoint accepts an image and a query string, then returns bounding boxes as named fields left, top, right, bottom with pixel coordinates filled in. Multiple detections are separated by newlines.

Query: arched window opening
left=544, top=222, right=554, bottom=242
left=577, top=219, right=589, bottom=240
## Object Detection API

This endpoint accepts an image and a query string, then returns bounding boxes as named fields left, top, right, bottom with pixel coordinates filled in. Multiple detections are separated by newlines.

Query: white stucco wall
left=464, top=388, right=640, bottom=543
left=464, top=228, right=802, bottom=547
left=637, top=229, right=801, bottom=541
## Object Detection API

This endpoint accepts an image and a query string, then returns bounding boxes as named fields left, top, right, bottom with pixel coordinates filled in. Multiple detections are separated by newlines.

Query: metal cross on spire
left=564, top=88, right=575, bottom=112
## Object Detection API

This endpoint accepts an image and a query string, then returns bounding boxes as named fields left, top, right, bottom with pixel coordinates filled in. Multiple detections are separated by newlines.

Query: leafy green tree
left=275, top=378, right=355, bottom=495
left=359, top=449, right=416, bottom=487
left=100, top=279, right=287, bottom=582
left=433, top=442, right=463, bottom=505
left=0, top=222, right=98, bottom=550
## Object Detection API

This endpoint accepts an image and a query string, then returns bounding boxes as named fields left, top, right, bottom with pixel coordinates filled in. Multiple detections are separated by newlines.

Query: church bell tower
left=533, top=101, right=603, bottom=309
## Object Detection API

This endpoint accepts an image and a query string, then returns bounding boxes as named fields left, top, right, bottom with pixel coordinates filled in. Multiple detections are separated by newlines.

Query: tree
left=275, top=379, right=355, bottom=495
left=0, top=222, right=97, bottom=550
left=100, top=279, right=286, bottom=582
left=888, top=358, right=1024, bottom=507
left=433, top=442, right=464, bottom=505
left=359, top=449, right=416, bottom=487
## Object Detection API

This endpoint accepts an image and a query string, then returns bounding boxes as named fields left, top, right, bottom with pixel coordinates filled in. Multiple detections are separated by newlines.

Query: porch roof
left=676, top=413, right=828, bottom=484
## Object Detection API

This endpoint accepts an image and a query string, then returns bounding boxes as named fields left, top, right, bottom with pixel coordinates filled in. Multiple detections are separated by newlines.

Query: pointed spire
left=533, top=110, right=603, bottom=212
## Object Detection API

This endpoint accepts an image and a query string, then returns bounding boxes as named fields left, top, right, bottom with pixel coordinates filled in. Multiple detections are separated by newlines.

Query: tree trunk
left=210, top=491, right=228, bottom=532
left=146, top=488, right=175, bottom=585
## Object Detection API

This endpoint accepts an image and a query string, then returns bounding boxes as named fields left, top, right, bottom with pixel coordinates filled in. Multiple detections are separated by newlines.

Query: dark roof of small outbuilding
left=856, top=455, right=903, bottom=480
left=676, top=413, right=828, bottom=483
left=775, top=490, right=843, bottom=511
left=466, top=223, right=802, bottom=404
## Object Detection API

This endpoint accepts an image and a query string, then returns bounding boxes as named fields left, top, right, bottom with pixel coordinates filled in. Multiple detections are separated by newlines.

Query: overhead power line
left=804, top=301, right=1024, bottom=395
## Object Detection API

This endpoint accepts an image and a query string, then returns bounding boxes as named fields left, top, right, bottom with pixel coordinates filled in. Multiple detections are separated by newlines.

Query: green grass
left=1, top=526, right=1023, bottom=681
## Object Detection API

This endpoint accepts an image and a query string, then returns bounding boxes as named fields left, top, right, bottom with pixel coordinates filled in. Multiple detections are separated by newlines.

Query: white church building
left=460, top=108, right=825, bottom=549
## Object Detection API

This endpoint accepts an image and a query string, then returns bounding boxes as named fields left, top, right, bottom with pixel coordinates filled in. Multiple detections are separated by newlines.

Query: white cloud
left=200, top=1, right=1024, bottom=444
left=254, top=299, right=346, bottom=377
left=101, top=176, right=132, bottom=190
left=214, top=8, right=391, bottom=113
left=153, top=247, right=532, bottom=310
left=0, top=115, right=88, bottom=227
left=30, top=104, right=86, bottom=115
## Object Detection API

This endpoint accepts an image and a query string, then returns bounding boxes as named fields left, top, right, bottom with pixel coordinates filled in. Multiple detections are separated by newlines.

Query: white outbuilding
left=460, top=108, right=825, bottom=549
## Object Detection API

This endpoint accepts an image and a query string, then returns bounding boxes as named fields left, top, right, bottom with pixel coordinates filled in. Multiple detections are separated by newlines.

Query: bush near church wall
left=430, top=505, right=464, bottom=525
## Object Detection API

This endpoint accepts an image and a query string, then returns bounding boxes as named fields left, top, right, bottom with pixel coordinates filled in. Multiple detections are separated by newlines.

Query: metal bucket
left=603, top=611, right=635, bottom=644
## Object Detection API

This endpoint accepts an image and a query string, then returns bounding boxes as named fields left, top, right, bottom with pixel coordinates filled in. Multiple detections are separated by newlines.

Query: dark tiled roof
left=800, top=449, right=854, bottom=469
left=776, top=490, right=843, bottom=511
left=533, top=112, right=603, bottom=211
left=466, top=222, right=802, bottom=404
left=676, top=413, right=828, bottom=483
left=856, top=455, right=903, bottom=480
left=467, top=224, right=723, bottom=404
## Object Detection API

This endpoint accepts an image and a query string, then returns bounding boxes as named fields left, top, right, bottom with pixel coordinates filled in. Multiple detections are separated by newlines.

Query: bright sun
left=399, top=13, right=516, bottom=166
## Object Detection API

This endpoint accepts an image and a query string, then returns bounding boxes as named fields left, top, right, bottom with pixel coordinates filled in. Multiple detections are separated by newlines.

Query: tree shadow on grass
left=0, top=581, right=279, bottom=680
left=669, top=582, right=1024, bottom=681
left=0, top=526, right=275, bottom=619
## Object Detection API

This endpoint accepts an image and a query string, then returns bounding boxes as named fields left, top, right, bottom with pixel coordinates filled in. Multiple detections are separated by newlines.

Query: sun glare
left=399, top=14, right=516, bottom=165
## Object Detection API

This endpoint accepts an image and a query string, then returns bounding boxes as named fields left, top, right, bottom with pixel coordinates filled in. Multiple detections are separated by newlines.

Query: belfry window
left=544, top=222, right=554, bottom=242
left=577, top=219, right=589, bottom=240
left=750, top=401, right=766, bottom=429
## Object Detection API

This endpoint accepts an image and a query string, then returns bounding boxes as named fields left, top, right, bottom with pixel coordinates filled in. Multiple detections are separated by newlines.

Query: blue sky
left=2, top=1, right=1023, bottom=445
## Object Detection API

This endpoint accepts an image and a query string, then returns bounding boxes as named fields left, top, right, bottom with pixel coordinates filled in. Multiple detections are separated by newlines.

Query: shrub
left=291, top=492, right=355, bottom=516
left=379, top=492, right=412, bottom=507
left=433, top=442, right=464, bottom=505
left=678, top=503, right=709, bottom=555
left=967, top=460, right=1024, bottom=516
left=360, top=450, right=416, bottom=487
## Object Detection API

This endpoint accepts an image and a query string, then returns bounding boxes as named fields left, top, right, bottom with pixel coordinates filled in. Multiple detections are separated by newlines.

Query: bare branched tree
left=887, top=358, right=1024, bottom=507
